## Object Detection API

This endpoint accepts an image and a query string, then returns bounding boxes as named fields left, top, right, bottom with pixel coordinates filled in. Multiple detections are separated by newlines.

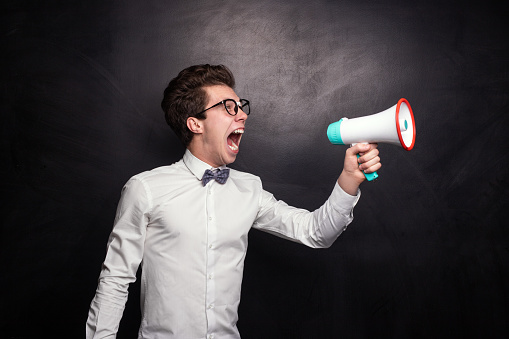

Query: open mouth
left=227, top=128, right=244, bottom=152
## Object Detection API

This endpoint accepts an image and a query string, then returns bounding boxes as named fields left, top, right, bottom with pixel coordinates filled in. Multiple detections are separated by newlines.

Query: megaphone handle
left=352, top=143, right=378, bottom=181
left=358, top=157, right=379, bottom=181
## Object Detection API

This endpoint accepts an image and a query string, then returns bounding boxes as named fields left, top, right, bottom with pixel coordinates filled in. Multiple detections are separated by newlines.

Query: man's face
left=193, top=84, right=248, bottom=167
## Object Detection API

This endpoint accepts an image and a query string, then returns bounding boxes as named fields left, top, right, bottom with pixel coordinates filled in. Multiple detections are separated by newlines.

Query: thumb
left=348, top=143, right=370, bottom=156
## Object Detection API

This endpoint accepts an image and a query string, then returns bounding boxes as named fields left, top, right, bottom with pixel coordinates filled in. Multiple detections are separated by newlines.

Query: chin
left=223, top=151, right=238, bottom=165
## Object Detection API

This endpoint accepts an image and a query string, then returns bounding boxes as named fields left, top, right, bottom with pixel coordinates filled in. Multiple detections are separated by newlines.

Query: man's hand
left=337, top=143, right=381, bottom=195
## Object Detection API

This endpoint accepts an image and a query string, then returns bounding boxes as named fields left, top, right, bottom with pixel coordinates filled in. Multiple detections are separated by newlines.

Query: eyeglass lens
left=224, top=99, right=250, bottom=116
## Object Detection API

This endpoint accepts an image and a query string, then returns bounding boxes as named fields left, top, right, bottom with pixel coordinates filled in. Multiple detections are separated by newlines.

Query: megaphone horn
left=327, top=98, right=416, bottom=180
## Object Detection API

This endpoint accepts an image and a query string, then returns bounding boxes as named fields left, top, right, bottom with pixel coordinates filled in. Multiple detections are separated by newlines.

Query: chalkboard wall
left=2, top=0, right=508, bottom=338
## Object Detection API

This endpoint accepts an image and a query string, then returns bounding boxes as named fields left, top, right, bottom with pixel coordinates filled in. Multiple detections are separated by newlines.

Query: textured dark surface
left=2, top=0, right=508, bottom=338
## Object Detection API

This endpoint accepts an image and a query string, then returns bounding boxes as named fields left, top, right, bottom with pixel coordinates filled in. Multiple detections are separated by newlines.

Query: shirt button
left=208, top=244, right=213, bottom=249
left=208, top=217, right=212, bottom=221
left=207, top=303, right=214, bottom=309
left=207, top=334, right=214, bottom=339
left=208, top=273, right=213, bottom=280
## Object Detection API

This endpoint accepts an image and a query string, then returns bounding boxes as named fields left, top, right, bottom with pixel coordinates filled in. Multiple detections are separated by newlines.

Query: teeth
left=228, top=140, right=239, bottom=151
left=232, top=129, right=244, bottom=134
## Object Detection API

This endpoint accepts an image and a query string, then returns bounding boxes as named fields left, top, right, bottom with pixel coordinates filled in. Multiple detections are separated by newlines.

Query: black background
left=2, top=0, right=508, bottom=338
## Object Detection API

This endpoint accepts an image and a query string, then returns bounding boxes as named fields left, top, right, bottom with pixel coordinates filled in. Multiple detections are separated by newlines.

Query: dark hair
left=161, top=64, right=236, bottom=146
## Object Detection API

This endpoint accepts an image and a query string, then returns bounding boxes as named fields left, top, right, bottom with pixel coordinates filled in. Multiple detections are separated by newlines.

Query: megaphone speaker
left=327, top=98, right=416, bottom=181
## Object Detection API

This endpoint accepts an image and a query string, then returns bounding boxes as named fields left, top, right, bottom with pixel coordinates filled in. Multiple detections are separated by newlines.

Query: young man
left=86, top=64, right=381, bottom=338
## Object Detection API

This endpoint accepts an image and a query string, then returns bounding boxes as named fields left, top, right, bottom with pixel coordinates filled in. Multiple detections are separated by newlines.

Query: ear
left=186, top=117, right=203, bottom=134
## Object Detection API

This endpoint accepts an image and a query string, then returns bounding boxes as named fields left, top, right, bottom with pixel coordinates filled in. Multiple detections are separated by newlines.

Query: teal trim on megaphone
left=327, top=119, right=345, bottom=145
left=362, top=169, right=379, bottom=181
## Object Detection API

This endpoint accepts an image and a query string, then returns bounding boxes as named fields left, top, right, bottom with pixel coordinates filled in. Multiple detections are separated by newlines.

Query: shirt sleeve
left=86, top=176, right=151, bottom=338
left=252, top=181, right=360, bottom=248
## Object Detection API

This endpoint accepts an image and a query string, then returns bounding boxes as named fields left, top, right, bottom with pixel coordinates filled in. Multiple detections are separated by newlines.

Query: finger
left=358, top=147, right=379, bottom=164
left=360, top=159, right=382, bottom=173
left=359, top=155, right=380, bottom=170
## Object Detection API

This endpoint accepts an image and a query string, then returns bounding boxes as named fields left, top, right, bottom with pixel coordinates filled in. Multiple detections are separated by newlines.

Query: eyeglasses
left=197, top=99, right=250, bottom=116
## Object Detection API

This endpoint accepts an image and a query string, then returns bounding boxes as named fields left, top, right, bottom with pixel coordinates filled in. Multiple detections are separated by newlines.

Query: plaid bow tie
left=202, top=168, right=230, bottom=186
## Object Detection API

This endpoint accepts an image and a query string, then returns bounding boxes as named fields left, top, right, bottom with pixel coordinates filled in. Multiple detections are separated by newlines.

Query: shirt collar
left=183, top=149, right=228, bottom=181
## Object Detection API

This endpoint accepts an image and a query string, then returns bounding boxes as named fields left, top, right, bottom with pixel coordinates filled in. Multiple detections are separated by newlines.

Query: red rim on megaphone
left=395, top=98, right=415, bottom=151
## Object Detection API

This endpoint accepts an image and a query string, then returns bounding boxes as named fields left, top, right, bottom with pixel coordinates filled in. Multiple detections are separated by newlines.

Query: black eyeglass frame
left=196, top=99, right=250, bottom=116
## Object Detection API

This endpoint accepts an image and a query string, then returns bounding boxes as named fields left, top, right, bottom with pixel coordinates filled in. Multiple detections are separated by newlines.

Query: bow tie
left=202, top=168, right=230, bottom=186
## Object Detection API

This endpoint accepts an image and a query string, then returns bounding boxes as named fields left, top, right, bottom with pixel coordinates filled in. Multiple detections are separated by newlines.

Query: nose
left=236, top=107, right=248, bottom=122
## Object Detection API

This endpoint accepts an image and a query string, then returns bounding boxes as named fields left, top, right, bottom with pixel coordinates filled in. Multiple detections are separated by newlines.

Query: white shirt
left=86, top=149, right=360, bottom=339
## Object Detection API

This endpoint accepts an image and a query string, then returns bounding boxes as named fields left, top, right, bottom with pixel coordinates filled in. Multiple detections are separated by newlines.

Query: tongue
left=228, top=132, right=240, bottom=145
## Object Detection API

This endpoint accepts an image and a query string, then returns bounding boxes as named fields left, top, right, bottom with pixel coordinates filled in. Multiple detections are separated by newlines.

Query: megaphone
left=327, top=98, right=415, bottom=181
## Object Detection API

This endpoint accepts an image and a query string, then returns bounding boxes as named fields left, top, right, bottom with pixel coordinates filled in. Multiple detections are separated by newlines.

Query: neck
left=187, top=144, right=224, bottom=169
